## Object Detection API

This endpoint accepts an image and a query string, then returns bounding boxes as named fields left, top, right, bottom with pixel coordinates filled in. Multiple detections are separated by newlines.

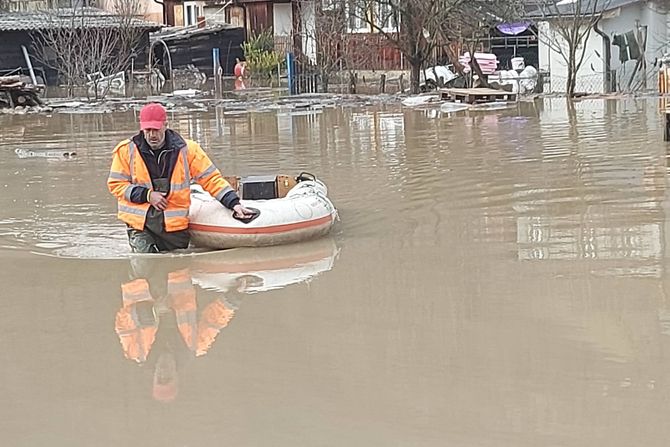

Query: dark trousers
left=127, top=208, right=190, bottom=253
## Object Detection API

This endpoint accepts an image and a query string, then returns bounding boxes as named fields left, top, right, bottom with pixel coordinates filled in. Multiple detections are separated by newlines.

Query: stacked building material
left=458, top=52, right=499, bottom=75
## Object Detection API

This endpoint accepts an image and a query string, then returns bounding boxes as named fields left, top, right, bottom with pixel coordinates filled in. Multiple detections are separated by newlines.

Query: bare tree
left=533, top=0, right=610, bottom=97
left=299, top=1, right=347, bottom=92
left=299, top=0, right=377, bottom=93
left=31, top=0, right=147, bottom=98
left=440, top=1, right=522, bottom=88
left=349, top=0, right=519, bottom=93
left=346, top=0, right=459, bottom=93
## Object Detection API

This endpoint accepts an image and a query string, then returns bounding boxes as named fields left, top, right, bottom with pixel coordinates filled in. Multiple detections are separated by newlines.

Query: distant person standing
left=107, top=102, right=253, bottom=253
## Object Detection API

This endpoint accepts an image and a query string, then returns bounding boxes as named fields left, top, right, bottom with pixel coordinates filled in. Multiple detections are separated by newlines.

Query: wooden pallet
left=440, top=88, right=517, bottom=104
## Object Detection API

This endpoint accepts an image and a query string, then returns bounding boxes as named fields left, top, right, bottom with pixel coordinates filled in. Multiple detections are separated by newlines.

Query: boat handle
left=232, top=207, right=261, bottom=224
left=297, top=172, right=316, bottom=182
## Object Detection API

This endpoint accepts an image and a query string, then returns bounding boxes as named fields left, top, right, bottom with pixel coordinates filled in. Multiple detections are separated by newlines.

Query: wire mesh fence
left=546, top=73, right=605, bottom=94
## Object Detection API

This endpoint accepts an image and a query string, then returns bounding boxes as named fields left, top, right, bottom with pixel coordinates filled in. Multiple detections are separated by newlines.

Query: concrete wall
left=540, top=1, right=670, bottom=93
left=641, top=1, right=669, bottom=63
left=538, top=21, right=605, bottom=94
left=600, top=2, right=643, bottom=72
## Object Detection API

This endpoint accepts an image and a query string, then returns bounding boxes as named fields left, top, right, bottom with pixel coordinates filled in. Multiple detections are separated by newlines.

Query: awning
left=496, top=21, right=531, bottom=36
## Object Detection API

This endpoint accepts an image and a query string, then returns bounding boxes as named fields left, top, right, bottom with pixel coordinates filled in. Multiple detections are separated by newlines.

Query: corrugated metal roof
left=0, top=7, right=163, bottom=32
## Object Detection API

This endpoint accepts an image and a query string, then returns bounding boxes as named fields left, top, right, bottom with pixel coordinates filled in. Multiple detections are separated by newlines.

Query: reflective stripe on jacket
left=107, top=138, right=234, bottom=232
left=168, top=269, right=198, bottom=352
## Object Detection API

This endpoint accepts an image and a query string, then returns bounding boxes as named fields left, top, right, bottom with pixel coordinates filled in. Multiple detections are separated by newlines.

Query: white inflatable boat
left=188, top=173, right=338, bottom=249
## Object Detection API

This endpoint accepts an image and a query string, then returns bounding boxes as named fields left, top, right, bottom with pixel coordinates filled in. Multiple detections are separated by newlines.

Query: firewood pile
left=0, top=76, right=44, bottom=108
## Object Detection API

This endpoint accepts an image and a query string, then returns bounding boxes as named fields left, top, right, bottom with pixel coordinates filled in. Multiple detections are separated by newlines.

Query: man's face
left=144, top=122, right=167, bottom=149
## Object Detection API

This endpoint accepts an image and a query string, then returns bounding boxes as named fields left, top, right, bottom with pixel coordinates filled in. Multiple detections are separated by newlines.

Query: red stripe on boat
left=189, top=215, right=333, bottom=234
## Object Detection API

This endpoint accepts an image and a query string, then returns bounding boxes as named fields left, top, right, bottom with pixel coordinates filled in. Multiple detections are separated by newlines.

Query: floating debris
left=15, top=148, right=77, bottom=159
left=439, top=102, right=469, bottom=113
left=402, top=94, right=440, bottom=107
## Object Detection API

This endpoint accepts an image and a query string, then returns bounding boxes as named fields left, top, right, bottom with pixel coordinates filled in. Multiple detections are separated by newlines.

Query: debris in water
left=15, top=148, right=77, bottom=159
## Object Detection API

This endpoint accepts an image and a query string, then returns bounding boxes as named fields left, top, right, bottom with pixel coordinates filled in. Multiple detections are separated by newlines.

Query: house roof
left=524, top=0, right=642, bottom=19
left=0, top=7, right=163, bottom=32
left=151, top=23, right=243, bottom=42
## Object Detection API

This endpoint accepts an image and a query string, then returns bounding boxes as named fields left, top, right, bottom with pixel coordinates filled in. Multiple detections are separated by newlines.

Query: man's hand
left=148, top=191, right=168, bottom=211
left=233, top=203, right=255, bottom=219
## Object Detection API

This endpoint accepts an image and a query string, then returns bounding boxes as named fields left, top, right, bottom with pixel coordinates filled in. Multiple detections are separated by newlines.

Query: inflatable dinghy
left=189, top=173, right=337, bottom=249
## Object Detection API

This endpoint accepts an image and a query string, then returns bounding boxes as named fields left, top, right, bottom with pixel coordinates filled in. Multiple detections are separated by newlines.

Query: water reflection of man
left=107, top=102, right=253, bottom=253
left=114, top=261, right=240, bottom=403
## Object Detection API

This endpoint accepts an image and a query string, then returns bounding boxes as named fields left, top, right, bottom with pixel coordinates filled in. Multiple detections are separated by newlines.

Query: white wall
left=273, top=3, right=293, bottom=36
left=300, top=1, right=316, bottom=63
left=641, top=1, right=669, bottom=63
left=539, top=1, right=670, bottom=93
left=538, top=21, right=552, bottom=72
left=538, top=20, right=605, bottom=94
left=98, top=0, right=163, bottom=25
left=599, top=2, right=643, bottom=72
left=593, top=1, right=667, bottom=91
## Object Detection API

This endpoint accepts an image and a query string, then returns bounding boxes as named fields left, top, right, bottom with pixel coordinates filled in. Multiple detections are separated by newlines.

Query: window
left=375, top=1, right=398, bottom=32
left=184, top=1, right=203, bottom=26
left=346, top=0, right=368, bottom=33
left=186, top=4, right=194, bottom=25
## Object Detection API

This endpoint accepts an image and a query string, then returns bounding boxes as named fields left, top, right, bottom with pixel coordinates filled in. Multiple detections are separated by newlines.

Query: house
left=0, top=7, right=162, bottom=84
left=0, top=0, right=90, bottom=11
left=220, top=0, right=303, bottom=57
left=96, top=1, right=247, bottom=79
left=474, top=22, right=539, bottom=72
left=97, top=0, right=166, bottom=24
left=224, top=0, right=403, bottom=70
left=150, top=23, right=245, bottom=77
left=528, top=0, right=669, bottom=94
left=111, top=0, right=404, bottom=71
left=98, top=0, right=222, bottom=27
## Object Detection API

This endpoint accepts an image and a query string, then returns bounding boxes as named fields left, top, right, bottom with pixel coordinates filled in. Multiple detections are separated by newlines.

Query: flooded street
left=2, top=98, right=670, bottom=446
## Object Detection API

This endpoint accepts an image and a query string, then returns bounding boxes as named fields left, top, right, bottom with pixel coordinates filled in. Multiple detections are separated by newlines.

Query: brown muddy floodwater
left=1, top=98, right=670, bottom=446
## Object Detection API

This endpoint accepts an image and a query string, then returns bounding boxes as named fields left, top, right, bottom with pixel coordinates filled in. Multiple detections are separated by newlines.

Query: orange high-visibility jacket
left=115, top=278, right=157, bottom=363
left=167, top=269, right=235, bottom=356
left=196, top=300, right=235, bottom=357
left=107, top=138, right=234, bottom=232
left=115, top=270, right=235, bottom=361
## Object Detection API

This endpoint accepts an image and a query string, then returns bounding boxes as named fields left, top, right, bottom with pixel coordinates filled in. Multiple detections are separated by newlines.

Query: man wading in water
left=108, top=103, right=253, bottom=253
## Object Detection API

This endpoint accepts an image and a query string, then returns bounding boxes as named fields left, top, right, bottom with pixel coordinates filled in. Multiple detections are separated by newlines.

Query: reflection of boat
left=189, top=174, right=338, bottom=249
left=190, top=238, right=340, bottom=294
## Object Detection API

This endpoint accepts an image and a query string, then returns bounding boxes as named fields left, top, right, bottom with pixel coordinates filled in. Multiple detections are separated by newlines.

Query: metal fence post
left=212, top=48, right=220, bottom=95
left=286, top=52, right=295, bottom=95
